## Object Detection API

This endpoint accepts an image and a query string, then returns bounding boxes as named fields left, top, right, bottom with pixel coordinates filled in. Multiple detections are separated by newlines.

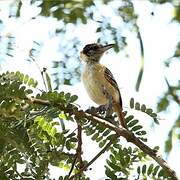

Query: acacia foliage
left=0, top=0, right=179, bottom=178
left=0, top=71, right=171, bottom=179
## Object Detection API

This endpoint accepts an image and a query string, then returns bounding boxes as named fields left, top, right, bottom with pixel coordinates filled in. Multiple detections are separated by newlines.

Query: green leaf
left=157, top=97, right=169, bottom=112
left=128, top=119, right=139, bottom=127
left=59, top=91, right=65, bottom=97
left=130, top=98, right=134, bottom=109
left=17, top=158, right=26, bottom=164
left=49, top=127, right=57, bottom=137
left=119, top=156, right=126, bottom=167
left=135, top=102, right=140, bottom=110
left=96, top=136, right=103, bottom=142
left=24, top=74, right=29, bottom=84
left=139, top=137, right=147, bottom=142
left=58, top=176, right=63, bottom=180
left=96, top=27, right=101, bottom=32
left=142, top=164, right=146, bottom=174
left=135, top=130, right=146, bottom=136
left=86, top=128, right=96, bottom=136
left=105, top=167, right=117, bottom=179
left=66, top=140, right=75, bottom=151
left=125, top=115, right=134, bottom=123
left=25, top=89, right=33, bottom=94
left=107, top=134, right=116, bottom=141
left=137, top=166, right=141, bottom=174
left=146, top=108, right=153, bottom=115
left=59, top=113, right=67, bottom=120
left=158, top=169, right=164, bottom=177
left=125, top=155, right=130, bottom=164
left=70, top=95, right=78, bottom=102
left=96, top=124, right=105, bottom=133
left=28, top=78, right=36, bottom=87
left=152, top=165, right=160, bottom=176
left=91, top=133, right=99, bottom=140
left=141, top=104, right=146, bottom=112
left=153, top=118, right=159, bottom=124
left=131, top=125, right=143, bottom=131
left=99, top=140, right=106, bottom=148
left=151, top=113, right=157, bottom=118
left=70, top=137, right=77, bottom=142
left=102, top=129, right=111, bottom=136
left=107, top=160, right=121, bottom=171
left=147, top=164, right=154, bottom=176
left=65, top=93, right=71, bottom=100
left=35, top=116, right=43, bottom=123
left=109, top=154, right=116, bottom=164
left=165, top=130, right=173, bottom=154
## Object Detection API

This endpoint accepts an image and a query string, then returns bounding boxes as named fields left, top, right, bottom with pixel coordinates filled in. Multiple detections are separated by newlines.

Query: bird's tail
left=113, top=103, right=127, bottom=129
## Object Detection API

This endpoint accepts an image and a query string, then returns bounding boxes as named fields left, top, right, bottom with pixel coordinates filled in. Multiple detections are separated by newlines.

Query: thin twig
left=29, top=54, right=47, bottom=91
left=69, top=135, right=118, bottom=180
left=67, top=125, right=83, bottom=179
left=77, top=125, right=83, bottom=168
left=67, top=155, right=77, bottom=178
left=27, top=97, right=179, bottom=180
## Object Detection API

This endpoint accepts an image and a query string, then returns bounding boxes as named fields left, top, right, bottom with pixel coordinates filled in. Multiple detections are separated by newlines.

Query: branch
left=76, top=125, right=83, bottom=167
left=69, top=135, right=118, bottom=180
left=85, top=112, right=178, bottom=180
left=67, top=124, right=83, bottom=178
left=28, top=97, right=178, bottom=180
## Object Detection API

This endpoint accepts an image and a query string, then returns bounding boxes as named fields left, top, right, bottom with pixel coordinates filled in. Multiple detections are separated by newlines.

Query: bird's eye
left=92, top=45, right=98, bottom=50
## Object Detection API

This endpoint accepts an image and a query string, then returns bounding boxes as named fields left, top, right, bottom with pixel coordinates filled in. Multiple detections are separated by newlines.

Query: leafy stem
left=28, top=97, right=178, bottom=180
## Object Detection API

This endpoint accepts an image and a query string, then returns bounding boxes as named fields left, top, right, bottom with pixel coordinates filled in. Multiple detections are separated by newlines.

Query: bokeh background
left=0, top=0, right=179, bottom=179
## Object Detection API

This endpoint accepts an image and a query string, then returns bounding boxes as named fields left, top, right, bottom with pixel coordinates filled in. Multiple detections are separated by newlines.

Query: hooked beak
left=101, top=44, right=115, bottom=52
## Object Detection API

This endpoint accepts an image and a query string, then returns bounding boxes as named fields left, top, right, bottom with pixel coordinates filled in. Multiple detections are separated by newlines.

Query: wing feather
left=104, top=67, right=123, bottom=107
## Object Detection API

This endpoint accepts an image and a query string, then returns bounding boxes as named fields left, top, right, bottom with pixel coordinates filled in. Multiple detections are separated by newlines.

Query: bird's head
left=80, top=43, right=114, bottom=63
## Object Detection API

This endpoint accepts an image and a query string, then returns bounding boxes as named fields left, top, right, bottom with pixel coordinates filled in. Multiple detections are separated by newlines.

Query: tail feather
left=113, top=103, right=127, bottom=129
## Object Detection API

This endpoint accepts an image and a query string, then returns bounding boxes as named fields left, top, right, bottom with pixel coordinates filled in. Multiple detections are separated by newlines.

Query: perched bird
left=80, top=43, right=127, bottom=129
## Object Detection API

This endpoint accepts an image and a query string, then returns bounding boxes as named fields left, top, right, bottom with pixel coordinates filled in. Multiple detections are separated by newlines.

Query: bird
left=80, top=43, right=127, bottom=129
